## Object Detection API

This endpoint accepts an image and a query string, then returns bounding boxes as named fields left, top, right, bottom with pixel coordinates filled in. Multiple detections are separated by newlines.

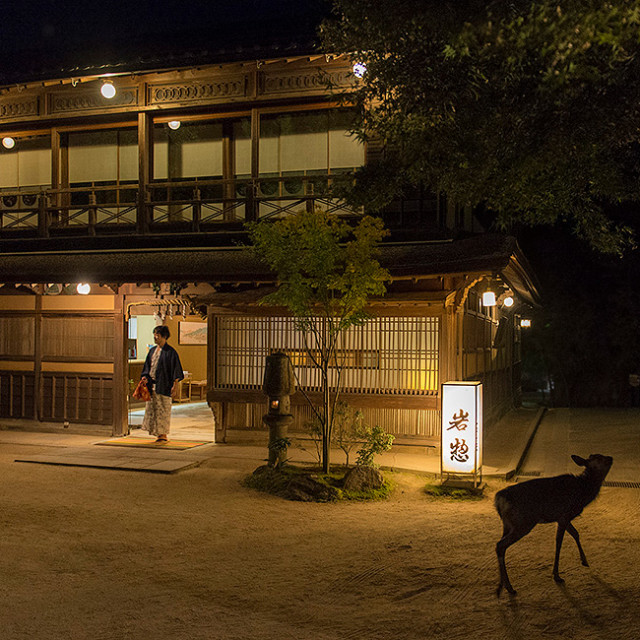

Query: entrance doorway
left=128, top=402, right=214, bottom=441
left=126, top=312, right=213, bottom=442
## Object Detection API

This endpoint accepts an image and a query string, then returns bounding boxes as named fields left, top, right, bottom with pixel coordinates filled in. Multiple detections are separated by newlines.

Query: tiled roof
left=0, top=233, right=527, bottom=284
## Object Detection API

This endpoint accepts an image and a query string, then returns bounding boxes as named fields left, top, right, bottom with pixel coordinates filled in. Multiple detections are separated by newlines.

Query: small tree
left=247, top=209, right=389, bottom=473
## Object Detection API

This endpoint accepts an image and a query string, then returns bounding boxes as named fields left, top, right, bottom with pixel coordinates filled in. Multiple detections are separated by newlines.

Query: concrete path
left=519, top=407, right=640, bottom=483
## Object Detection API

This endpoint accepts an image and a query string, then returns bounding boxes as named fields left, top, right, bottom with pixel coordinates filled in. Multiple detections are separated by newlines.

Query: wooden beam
left=137, top=112, right=152, bottom=234
left=112, top=293, right=128, bottom=436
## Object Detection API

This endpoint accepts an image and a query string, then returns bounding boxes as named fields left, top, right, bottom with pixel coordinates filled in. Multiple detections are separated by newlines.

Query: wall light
left=100, top=81, right=116, bottom=99
left=76, top=283, right=91, bottom=295
left=2, top=137, right=15, bottom=149
left=482, top=291, right=496, bottom=307
left=503, top=296, right=514, bottom=308
left=167, top=120, right=181, bottom=130
left=520, top=318, right=532, bottom=328
left=352, top=62, right=367, bottom=78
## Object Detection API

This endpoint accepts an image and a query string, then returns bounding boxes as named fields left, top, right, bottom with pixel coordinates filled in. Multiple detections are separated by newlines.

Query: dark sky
left=0, top=0, right=330, bottom=83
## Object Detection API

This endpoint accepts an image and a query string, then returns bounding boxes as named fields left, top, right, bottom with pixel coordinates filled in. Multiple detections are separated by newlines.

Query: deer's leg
left=553, top=523, right=567, bottom=583
left=496, top=522, right=534, bottom=597
left=566, top=522, right=589, bottom=567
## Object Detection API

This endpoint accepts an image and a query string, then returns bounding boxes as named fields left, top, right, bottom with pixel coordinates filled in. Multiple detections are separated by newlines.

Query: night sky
left=0, top=0, right=330, bottom=84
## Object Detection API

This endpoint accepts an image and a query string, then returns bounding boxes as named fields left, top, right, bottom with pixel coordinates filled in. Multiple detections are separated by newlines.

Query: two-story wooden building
left=0, top=15, right=539, bottom=448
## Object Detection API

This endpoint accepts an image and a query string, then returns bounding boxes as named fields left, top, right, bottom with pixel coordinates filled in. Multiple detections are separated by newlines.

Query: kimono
left=140, top=343, right=184, bottom=436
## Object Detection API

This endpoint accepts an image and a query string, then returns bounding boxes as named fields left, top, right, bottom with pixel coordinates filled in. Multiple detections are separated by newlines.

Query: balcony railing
left=0, top=174, right=360, bottom=239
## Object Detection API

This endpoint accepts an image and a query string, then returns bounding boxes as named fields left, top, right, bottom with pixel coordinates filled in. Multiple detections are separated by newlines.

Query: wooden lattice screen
left=216, top=316, right=439, bottom=396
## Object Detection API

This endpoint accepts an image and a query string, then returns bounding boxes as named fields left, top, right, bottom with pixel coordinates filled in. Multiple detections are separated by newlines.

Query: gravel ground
left=0, top=442, right=638, bottom=640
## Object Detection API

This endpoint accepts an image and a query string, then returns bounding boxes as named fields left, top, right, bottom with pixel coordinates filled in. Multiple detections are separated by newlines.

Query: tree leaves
left=323, top=0, right=640, bottom=253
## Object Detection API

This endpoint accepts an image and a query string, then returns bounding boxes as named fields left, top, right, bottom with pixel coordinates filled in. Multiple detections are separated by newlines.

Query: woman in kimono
left=140, top=325, right=184, bottom=443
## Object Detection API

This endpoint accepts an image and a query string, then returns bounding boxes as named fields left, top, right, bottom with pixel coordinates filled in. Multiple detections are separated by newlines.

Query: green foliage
left=333, top=402, right=365, bottom=466
left=355, top=423, right=395, bottom=467
left=424, top=483, right=485, bottom=500
left=322, top=0, right=640, bottom=253
left=268, top=437, right=292, bottom=469
left=247, top=209, right=390, bottom=473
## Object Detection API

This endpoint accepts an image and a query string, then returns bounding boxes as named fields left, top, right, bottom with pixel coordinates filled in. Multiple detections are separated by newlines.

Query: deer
left=495, top=453, right=613, bottom=597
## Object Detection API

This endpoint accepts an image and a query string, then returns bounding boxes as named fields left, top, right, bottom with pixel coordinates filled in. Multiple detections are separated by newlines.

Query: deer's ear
left=571, top=455, right=587, bottom=466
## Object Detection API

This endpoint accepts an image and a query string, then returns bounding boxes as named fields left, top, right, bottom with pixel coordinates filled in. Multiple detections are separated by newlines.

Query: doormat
left=96, top=438, right=212, bottom=450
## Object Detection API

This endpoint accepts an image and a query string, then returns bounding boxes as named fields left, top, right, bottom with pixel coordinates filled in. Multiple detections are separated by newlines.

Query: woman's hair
left=153, top=325, right=171, bottom=339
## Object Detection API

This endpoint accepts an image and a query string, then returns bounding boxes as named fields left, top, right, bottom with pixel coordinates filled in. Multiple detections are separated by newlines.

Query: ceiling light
left=167, top=120, right=181, bottom=130
left=2, top=137, right=15, bottom=149
left=77, top=283, right=91, bottom=295
left=100, top=81, right=116, bottom=99
left=503, top=296, right=514, bottom=308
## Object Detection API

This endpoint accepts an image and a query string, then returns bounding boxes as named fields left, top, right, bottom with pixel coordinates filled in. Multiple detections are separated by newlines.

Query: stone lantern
left=262, top=351, right=296, bottom=467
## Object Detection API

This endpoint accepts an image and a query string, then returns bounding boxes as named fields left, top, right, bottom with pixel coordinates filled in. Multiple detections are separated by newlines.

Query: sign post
left=441, top=381, right=483, bottom=487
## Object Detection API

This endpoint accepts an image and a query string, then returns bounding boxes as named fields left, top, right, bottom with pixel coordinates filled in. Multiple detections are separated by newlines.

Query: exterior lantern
left=441, top=381, right=483, bottom=486
left=503, top=296, right=514, bottom=308
left=167, top=120, right=181, bottom=130
left=100, top=81, right=116, bottom=99
left=482, top=290, right=496, bottom=307
left=352, top=62, right=367, bottom=78
left=520, top=318, right=531, bottom=328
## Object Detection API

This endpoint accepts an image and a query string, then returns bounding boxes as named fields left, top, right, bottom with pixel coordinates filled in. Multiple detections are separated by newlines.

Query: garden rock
left=284, top=474, right=338, bottom=502
left=343, top=465, right=384, bottom=492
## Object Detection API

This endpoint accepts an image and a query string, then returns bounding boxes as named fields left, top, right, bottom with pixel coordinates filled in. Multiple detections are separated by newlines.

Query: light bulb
left=101, top=82, right=116, bottom=99
left=352, top=62, right=367, bottom=78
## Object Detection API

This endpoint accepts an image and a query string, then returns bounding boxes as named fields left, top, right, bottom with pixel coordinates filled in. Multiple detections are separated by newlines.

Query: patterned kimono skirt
left=142, top=392, right=173, bottom=436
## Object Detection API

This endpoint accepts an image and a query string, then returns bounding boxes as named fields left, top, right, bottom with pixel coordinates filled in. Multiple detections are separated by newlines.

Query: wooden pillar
left=206, top=314, right=226, bottom=442
left=137, top=112, right=153, bottom=234
left=34, top=292, right=42, bottom=420
left=112, top=293, right=129, bottom=436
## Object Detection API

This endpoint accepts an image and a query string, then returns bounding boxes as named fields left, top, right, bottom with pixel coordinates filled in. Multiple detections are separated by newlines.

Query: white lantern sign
left=441, top=381, right=483, bottom=484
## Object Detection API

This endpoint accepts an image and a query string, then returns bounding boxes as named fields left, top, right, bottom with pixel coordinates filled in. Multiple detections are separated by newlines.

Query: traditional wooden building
left=0, top=22, right=539, bottom=448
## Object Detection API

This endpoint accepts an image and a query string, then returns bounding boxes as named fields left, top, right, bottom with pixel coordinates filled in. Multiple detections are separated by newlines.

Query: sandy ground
left=0, top=442, right=638, bottom=640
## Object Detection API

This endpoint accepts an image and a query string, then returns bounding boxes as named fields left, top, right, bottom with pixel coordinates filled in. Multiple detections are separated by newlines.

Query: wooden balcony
left=0, top=174, right=359, bottom=240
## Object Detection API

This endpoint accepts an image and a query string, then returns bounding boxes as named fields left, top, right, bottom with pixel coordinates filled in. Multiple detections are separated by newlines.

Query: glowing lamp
left=2, top=137, right=15, bottom=149
left=520, top=318, right=531, bottom=328
left=167, top=120, right=181, bottom=130
left=503, top=296, right=514, bottom=308
left=352, top=62, right=367, bottom=78
left=482, top=291, right=496, bottom=307
left=76, top=283, right=91, bottom=295
left=100, top=81, right=116, bottom=99
left=441, top=381, right=483, bottom=485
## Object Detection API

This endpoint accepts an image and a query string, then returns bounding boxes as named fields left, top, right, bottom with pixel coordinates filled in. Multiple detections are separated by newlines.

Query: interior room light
left=167, top=120, right=181, bottom=130
left=76, top=283, right=91, bottom=295
left=520, top=318, right=532, bottom=328
left=352, top=62, right=367, bottom=78
left=2, top=137, right=15, bottom=149
left=100, top=81, right=116, bottom=99
left=503, top=296, right=514, bottom=308
left=482, top=291, right=496, bottom=307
